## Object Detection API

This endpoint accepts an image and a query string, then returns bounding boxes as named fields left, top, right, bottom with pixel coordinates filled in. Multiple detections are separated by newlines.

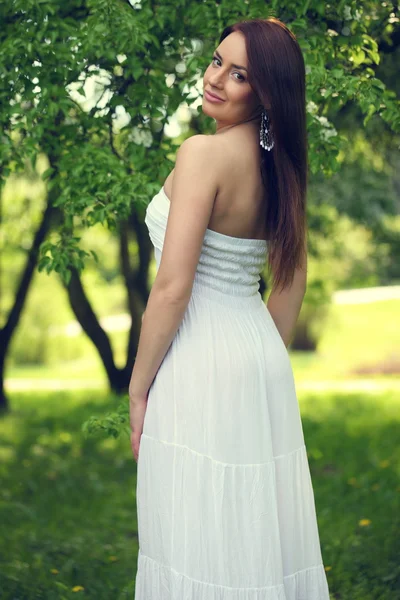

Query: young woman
left=130, top=17, right=330, bottom=600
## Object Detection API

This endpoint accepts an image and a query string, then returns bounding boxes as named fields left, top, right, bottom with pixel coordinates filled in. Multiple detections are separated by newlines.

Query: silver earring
left=260, top=108, right=274, bottom=151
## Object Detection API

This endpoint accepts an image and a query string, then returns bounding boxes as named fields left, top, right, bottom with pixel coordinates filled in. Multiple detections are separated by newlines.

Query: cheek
left=230, top=85, right=255, bottom=105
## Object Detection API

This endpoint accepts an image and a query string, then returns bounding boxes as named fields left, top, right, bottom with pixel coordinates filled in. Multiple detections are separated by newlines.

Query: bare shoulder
left=164, top=134, right=229, bottom=196
left=185, top=129, right=257, bottom=174
left=184, top=133, right=227, bottom=163
left=177, top=133, right=217, bottom=157
left=168, top=134, right=222, bottom=191
left=178, top=129, right=252, bottom=160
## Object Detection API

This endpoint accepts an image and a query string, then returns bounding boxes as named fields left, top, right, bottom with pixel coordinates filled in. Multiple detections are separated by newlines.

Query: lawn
left=1, top=298, right=400, bottom=598
left=0, top=387, right=399, bottom=599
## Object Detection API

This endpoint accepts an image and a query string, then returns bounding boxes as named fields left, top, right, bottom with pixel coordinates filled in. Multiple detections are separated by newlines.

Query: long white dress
left=134, top=186, right=330, bottom=600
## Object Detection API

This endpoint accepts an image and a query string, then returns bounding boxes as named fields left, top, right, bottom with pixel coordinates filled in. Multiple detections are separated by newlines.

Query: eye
left=212, top=55, right=246, bottom=81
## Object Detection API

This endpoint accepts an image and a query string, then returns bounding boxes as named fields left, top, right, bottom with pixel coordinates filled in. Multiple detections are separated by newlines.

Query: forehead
left=216, top=31, right=248, bottom=66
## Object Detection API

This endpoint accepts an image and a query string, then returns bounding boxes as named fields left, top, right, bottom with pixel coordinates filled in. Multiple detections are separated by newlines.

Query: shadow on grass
left=0, top=390, right=137, bottom=600
left=0, top=389, right=399, bottom=599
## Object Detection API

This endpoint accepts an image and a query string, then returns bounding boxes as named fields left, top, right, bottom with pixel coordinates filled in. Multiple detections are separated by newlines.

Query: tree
left=1, top=0, right=399, bottom=410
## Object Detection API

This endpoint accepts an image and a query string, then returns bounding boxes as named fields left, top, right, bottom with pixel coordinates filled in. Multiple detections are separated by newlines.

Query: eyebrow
left=214, top=50, right=248, bottom=72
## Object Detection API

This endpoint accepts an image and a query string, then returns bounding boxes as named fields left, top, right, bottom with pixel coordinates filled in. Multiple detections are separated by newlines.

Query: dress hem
left=135, top=550, right=330, bottom=599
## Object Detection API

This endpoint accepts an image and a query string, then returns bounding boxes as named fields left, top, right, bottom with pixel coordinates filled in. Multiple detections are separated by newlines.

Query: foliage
left=82, top=396, right=130, bottom=441
left=1, top=0, right=399, bottom=283
left=310, top=130, right=398, bottom=225
left=0, top=164, right=48, bottom=326
left=371, top=214, right=400, bottom=283
left=1, top=0, right=399, bottom=408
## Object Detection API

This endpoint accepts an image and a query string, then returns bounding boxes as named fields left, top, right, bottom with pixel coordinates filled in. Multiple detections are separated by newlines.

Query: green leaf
left=63, top=269, right=72, bottom=285
left=353, top=50, right=366, bottom=66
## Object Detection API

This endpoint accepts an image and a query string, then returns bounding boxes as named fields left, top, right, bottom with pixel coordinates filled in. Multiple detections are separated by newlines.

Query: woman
left=130, top=16, right=330, bottom=600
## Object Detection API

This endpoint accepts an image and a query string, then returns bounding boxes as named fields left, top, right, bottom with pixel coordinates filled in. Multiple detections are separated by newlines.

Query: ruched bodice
left=145, top=186, right=268, bottom=298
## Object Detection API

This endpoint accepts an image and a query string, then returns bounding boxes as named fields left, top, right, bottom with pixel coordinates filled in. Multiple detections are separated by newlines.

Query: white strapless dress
left=134, top=186, right=330, bottom=600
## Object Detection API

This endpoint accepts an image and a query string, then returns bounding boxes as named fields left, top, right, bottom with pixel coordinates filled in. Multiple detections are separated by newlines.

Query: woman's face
left=202, top=31, right=261, bottom=126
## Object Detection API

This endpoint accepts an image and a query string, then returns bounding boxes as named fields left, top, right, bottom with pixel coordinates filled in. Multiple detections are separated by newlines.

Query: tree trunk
left=64, top=216, right=152, bottom=395
left=0, top=348, right=7, bottom=414
left=0, top=201, right=54, bottom=413
left=64, top=269, right=143, bottom=394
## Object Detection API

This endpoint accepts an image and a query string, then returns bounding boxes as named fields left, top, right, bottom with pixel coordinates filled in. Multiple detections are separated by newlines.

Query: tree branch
left=65, top=267, right=119, bottom=383
left=0, top=200, right=54, bottom=347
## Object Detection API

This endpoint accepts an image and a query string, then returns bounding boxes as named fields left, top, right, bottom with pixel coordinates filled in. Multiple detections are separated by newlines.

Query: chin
left=201, top=98, right=221, bottom=119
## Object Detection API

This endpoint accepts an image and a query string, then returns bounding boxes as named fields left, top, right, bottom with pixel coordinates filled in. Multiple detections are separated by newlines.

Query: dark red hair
left=219, top=17, right=308, bottom=292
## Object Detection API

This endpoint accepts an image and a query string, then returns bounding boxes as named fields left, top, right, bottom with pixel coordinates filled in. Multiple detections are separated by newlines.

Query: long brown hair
left=219, top=17, right=308, bottom=292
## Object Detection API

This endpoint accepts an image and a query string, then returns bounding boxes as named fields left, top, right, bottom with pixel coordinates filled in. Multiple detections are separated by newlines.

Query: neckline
left=160, top=186, right=268, bottom=247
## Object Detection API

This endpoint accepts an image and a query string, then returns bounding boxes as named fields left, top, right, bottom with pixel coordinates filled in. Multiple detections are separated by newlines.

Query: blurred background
left=0, top=0, right=399, bottom=598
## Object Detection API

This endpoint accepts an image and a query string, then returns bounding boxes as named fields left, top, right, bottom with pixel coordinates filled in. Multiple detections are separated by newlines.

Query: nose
left=208, top=69, right=225, bottom=88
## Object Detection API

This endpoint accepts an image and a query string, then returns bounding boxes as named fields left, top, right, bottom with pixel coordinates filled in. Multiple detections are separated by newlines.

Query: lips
left=205, top=90, right=224, bottom=101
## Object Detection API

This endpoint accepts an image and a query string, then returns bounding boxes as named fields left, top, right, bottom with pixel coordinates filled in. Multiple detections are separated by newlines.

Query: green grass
left=0, top=391, right=136, bottom=599
left=0, top=388, right=399, bottom=599
left=6, top=359, right=105, bottom=385
left=300, top=389, right=400, bottom=599
left=1, top=298, right=400, bottom=597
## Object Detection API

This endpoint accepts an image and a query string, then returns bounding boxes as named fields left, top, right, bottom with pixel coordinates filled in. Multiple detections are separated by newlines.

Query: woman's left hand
left=129, top=393, right=148, bottom=463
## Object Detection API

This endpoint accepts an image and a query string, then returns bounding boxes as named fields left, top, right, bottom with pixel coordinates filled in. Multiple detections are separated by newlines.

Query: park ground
left=0, top=295, right=399, bottom=599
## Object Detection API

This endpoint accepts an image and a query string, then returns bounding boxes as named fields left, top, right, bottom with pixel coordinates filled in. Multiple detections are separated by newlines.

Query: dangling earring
left=260, top=108, right=274, bottom=151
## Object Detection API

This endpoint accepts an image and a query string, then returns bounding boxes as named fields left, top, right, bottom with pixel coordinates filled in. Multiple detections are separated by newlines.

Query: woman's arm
left=129, top=135, right=219, bottom=399
left=266, top=250, right=307, bottom=348
left=129, top=288, right=190, bottom=397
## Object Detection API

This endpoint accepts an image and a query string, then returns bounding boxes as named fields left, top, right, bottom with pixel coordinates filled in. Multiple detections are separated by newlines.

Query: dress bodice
left=145, top=187, right=268, bottom=297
